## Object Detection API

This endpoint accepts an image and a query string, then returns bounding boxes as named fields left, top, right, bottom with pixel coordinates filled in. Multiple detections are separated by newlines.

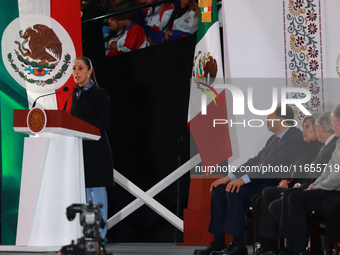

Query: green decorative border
left=7, top=52, right=71, bottom=87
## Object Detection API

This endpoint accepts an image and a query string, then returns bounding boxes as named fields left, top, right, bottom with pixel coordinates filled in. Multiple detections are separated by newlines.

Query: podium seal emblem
left=27, top=108, right=47, bottom=133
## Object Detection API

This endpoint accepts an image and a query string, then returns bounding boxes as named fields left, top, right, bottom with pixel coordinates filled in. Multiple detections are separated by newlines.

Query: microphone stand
left=63, top=88, right=79, bottom=111
left=32, top=86, right=69, bottom=108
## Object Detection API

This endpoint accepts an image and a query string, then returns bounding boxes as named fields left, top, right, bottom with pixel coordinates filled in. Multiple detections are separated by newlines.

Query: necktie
left=258, top=136, right=280, bottom=166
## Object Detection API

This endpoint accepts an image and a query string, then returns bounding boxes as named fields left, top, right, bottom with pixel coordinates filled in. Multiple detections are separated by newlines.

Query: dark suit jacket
left=299, top=135, right=338, bottom=189
left=71, top=85, right=114, bottom=188
left=235, top=127, right=304, bottom=182
left=288, top=139, right=323, bottom=187
left=256, top=136, right=337, bottom=240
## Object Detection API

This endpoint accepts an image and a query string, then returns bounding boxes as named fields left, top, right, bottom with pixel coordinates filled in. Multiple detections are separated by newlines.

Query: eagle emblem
left=22, top=24, right=62, bottom=65
left=2, top=15, right=76, bottom=92
left=27, top=108, right=46, bottom=133
left=193, top=51, right=218, bottom=85
left=192, top=51, right=222, bottom=106
left=7, top=23, right=71, bottom=87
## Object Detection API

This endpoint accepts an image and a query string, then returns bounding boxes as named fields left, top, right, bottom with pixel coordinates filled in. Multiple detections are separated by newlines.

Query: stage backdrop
left=2, top=0, right=340, bottom=245
left=222, top=0, right=340, bottom=168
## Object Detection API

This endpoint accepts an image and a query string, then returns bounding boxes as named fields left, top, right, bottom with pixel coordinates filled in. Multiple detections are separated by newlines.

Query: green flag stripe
left=0, top=89, right=27, bottom=245
left=0, top=1, right=28, bottom=245
left=196, top=0, right=219, bottom=43
left=0, top=1, right=27, bottom=99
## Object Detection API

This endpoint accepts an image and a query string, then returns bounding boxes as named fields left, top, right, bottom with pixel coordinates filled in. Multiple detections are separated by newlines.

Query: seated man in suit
left=276, top=104, right=340, bottom=255
left=253, top=112, right=337, bottom=255
left=193, top=105, right=304, bottom=255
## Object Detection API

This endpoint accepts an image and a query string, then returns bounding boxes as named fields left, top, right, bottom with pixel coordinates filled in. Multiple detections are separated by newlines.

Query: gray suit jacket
left=313, top=138, right=340, bottom=191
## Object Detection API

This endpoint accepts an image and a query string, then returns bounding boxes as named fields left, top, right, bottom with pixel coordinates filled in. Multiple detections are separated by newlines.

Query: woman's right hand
left=164, top=30, right=173, bottom=40
left=109, top=40, right=117, bottom=49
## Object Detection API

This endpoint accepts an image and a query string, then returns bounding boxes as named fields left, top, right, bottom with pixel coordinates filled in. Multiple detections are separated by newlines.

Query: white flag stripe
left=196, top=23, right=223, bottom=78
left=18, top=0, right=50, bottom=16
left=188, top=21, right=223, bottom=122
left=17, top=1, right=68, bottom=109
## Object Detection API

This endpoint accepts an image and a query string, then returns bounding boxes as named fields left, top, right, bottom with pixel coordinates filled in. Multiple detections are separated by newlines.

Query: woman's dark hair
left=163, top=0, right=195, bottom=32
left=109, top=0, right=139, bottom=22
left=303, top=112, right=321, bottom=127
left=75, top=56, right=98, bottom=85
left=147, top=5, right=158, bottom=17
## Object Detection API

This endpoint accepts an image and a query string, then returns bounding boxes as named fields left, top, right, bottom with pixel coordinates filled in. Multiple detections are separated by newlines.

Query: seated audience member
left=274, top=105, right=340, bottom=255
left=193, top=105, right=304, bottom=255
left=324, top=196, right=340, bottom=245
left=104, top=12, right=124, bottom=55
left=102, top=0, right=124, bottom=36
left=163, top=0, right=199, bottom=42
left=106, top=0, right=149, bottom=57
left=293, top=112, right=337, bottom=188
left=157, top=2, right=175, bottom=33
left=142, top=1, right=174, bottom=44
left=140, top=0, right=160, bottom=34
left=252, top=112, right=337, bottom=255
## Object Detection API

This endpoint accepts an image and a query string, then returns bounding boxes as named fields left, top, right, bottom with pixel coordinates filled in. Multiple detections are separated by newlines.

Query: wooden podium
left=13, top=109, right=101, bottom=247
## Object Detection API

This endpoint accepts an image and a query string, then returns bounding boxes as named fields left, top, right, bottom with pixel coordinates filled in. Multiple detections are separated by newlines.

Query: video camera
left=58, top=200, right=111, bottom=255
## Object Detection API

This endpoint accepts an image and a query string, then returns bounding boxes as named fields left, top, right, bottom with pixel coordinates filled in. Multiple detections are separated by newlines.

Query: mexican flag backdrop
left=0, top=0, right=82, bottom=244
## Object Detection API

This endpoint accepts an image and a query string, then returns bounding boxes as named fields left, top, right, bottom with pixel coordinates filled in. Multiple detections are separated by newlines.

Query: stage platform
left=0, top=243, right=255, bottom=255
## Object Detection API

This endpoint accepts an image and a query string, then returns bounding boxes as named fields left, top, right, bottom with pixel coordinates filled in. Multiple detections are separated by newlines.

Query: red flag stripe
left=51, top=0, right=82, bottom=112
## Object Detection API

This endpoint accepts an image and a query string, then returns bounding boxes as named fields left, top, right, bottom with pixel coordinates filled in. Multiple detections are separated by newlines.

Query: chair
left=309, top=211, right=335, bottom=255
left=245, top=206, right=257, bottom=253
left=246, top=206, right=284, bottom=254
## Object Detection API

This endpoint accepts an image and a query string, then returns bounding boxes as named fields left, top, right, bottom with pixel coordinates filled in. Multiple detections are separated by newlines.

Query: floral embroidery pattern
left=336, top=54, right=340, bottom=77
left=309, top=84, right=320, bottom=94
left=306, top=9, right=317, bottom=21
left=311, top=96, right=320, bottom=108
left=286, top=0, right=323, bottom=122
left=308, top=47, right=318, bottom=58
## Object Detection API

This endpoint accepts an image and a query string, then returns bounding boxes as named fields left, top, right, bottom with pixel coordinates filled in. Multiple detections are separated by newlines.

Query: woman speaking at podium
left=70, top=56, right=114, bottom=239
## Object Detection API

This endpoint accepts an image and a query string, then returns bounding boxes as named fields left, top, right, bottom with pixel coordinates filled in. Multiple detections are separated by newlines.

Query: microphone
left=63, top=87, right=79, bottom=111
left=32, top=86, right=69, bottom=108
